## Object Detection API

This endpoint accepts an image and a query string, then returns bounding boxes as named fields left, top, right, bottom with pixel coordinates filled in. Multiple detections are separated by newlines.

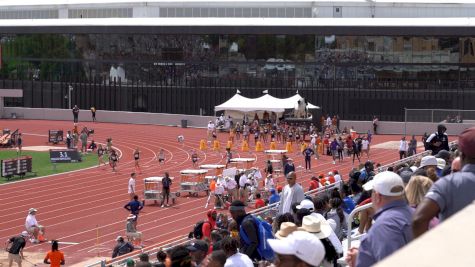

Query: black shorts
left=158, top=158, right=165, bottom=162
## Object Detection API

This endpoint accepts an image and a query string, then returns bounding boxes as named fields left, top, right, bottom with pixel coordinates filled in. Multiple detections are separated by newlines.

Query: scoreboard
left=49, top=149, right=81, bottom=163
left=48, top=130, right=64, bottom=144
left=1, top=156, right=33, bottom=177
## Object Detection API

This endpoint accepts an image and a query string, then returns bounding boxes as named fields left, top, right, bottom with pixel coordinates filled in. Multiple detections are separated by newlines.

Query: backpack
left=239, top=215, right=275, bottom=261
left=190, top=220, right=210, bottom=239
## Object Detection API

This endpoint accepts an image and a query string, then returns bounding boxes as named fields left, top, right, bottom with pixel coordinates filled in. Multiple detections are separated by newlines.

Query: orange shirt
left=45, top=250, right=64, bottom=267
left=209, top=180, right=216, bottom=192
left=328, top=176, right=336, bottom=184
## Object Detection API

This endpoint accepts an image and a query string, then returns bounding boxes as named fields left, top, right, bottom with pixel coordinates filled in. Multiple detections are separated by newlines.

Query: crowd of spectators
left=116, top=125, right=475, bottom=267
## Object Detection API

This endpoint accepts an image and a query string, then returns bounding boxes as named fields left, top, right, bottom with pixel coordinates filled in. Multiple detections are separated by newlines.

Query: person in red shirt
left=254, top=193, right=266, bottom=209
left=327, top=172, right=336, bottom=184
left=202, top=209, right=217, bottom=240
left=44, top=240, right=65, bottom=267
left=309, top=176, right=320, bottom=191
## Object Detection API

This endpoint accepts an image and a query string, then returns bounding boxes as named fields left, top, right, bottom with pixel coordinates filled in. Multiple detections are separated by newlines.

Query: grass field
left=0, top=150, right=100, bottom=183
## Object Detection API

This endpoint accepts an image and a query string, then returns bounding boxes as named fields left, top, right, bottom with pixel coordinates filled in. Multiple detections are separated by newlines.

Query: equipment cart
left=143, top=176, right=177, bottom=205
left=199, top=164, right=226, bottom=187
left=229, top=158, right=256, bottom=169
left=179, top=169, right=209, bottom=197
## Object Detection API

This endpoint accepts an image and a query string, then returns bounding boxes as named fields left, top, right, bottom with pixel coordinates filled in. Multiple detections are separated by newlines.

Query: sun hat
left=21, top=231, right=29, bottom=237
left=296, top=199, right=315, bottom=211
left=298, top=215, right=332, bottom=239
left=28, top=208, right=37, bottom=214
left=268, top=231, right=325, bottom=267
left=363, top=171, right=405, bottom=196
left=419, top=156, right=438, bottom=168
left=436, top=158, right=446, bottom=170
left=275, top=222, right=298, bottom=239
left=458, top=127, right=475, bottom=158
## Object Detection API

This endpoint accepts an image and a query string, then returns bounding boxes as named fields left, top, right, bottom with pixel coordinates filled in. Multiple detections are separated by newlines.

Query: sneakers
left=333, top=161, right=336, bottom=164
left=161, top=205, right=164, bottom=208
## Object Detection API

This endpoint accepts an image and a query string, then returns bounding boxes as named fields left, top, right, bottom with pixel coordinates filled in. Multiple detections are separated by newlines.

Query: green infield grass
left=0, top=150, right=102, bottom=183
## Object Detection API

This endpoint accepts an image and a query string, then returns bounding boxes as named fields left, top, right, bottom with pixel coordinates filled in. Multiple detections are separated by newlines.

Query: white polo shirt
left=25, top=214, right=38, bottom=229
left=128, top=177, right=136, bottom=193
left=239, top=174, right=248, bottom=188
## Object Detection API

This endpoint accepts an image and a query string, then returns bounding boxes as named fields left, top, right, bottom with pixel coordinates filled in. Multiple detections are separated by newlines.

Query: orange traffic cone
left=285, top=141, right=293, bottom=153
left=213, top=140, right=221, bottom=151
left=226, top=140, right=233, bottom=150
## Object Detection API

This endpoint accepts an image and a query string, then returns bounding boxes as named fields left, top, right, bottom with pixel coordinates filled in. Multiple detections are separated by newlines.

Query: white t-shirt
left=399, top=140, right=408, bottom=151
left=128, top=177, right=136, bottom=193
left=326, top=117, right=332, bottom=126
left=239, top=174, right=248, bottom=188
left=25, top=214, right=38, bottom=229
left=362, top=140, right=369, bottom=150
left=224, top=253, right=253, bottom=267
left=207, top=123, right=215, bottom=131
left=334, top=174, right=342, bottom=183
left=225, top=179, right=237, bottom=190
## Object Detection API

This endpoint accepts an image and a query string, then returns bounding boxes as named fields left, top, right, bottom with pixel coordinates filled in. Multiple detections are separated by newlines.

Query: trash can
left=181, top=119, right=188, bottom=128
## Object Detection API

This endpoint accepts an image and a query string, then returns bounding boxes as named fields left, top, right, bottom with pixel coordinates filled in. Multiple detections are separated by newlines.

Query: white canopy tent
left=214, top=92, right=320, bottom=119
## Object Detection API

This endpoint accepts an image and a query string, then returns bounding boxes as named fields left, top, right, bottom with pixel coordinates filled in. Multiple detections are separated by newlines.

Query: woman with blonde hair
left=405, top=175, right=439, bottom=228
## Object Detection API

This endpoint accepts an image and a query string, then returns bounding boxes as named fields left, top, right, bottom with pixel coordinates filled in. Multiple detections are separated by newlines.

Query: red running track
left=0, top=119, right=406, bottom=265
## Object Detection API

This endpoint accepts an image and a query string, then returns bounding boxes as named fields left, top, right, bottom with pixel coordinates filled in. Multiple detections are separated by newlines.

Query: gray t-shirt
left=425, top=164, right=475, bottom=221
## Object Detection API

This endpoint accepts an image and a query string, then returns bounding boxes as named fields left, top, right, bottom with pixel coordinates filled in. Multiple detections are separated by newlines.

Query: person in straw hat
left=298, top=215, right=340, bottom=267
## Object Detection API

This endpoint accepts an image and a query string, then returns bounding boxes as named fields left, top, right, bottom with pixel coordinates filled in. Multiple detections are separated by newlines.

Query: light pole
left=68, top=85, right=73, bottom=110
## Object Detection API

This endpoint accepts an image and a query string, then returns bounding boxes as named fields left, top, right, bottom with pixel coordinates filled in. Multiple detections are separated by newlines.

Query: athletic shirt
left=110, top=154, right=118, bottom=162
left=192, top=153, right=198, bottom=161
left=97, top=148, right=104, bottom=156
left=134, top=151, right=140, bottom=160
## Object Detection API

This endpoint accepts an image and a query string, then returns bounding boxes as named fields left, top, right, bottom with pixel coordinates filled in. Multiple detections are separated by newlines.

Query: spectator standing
left=228, top=201, right=260, bottom=262
left=425, top=124, right=449, bottom=155
left=72, top=105, right=79, bottom=123
left=43, top=240, right=65, bottom=267
left=66, top=131, right=72, bottom=149
left=112, top=236, right=134, bottom=258
left=90, top=106, right=96, bottom=122
left=161, top=172, right=172, bottom=207
left=372, top=116, right=379, bottom=135
left=16, top=133, right=22, bottom=155
left=128, top=173, right=137, bottom=200
left=6, top=231, right=28, bottom=267
left=283, top=159, right=295, bottom=177
left=202, top=209, right=218, bottom=240
left=346, top=171, right=412, bottom=267
left=124, top=195, right=143, bottom=226
left=361, top=137, right=369, bottom=159
left=413, top=127, right=475, bottom=238
left=398, top=136, right=408, bottom=159
left=80, top=131, right=88, bottom=153
left=302, top=146, right=315, bottom=172
left=279, top=172, right=305, bottom=215
left=238, top=171, right=249, bottom=205
left=408, top=135, right=417, bottom=156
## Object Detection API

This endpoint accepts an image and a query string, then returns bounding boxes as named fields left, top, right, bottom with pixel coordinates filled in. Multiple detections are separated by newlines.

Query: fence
left=3, top=77, right=475, bottom=122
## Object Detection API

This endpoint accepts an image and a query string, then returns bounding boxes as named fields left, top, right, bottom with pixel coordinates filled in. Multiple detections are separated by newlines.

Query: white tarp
left=214, top=93, right=320, bottom=113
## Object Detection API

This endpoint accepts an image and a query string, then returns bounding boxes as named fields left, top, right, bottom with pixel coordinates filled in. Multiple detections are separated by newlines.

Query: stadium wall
left=2, top=107, right=473, bottom=135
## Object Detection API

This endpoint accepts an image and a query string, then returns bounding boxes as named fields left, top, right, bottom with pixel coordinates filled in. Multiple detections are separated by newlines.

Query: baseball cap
left=116, top=236, right=123, bottom=241
left=268, top=231, right=325, bottom=267
left=435, top=150, right=451, bottom=161
left=436, top=158, right=446, bottom=170
left=126, top=258, right=135, bottom=267
left=186, top=240, right=208, bottom=252
left=21, top=231, right=29, bottom=237
left=363, top=171, right=405, bottom=196
left=458, top=127, right=475, bottom=158
left=296, top=199, right=315, bottom=211
left=419, top=156, right=438, bottom=168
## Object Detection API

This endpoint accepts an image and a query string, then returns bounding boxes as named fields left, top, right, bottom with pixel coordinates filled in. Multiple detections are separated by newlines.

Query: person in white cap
left=6, top=231, right=28, bottom=267
left=268, top=230, right=325, bottom=267
left=412, top=155, right=438, bottom=180
left=346, top=171, right=412, bottom=267
left=25, top=208, right=46, bottom=243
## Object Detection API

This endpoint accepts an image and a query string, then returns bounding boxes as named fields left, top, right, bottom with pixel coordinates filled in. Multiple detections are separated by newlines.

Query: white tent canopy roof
left=214, top=93, right=320, bottom=113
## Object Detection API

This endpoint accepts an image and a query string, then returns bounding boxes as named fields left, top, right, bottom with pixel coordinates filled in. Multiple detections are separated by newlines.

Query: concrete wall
left=1, top=107, right=214, bottom=128
left=2, top=107, right=474, bottom=134
left=340, top=120, right=474, bottom=136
